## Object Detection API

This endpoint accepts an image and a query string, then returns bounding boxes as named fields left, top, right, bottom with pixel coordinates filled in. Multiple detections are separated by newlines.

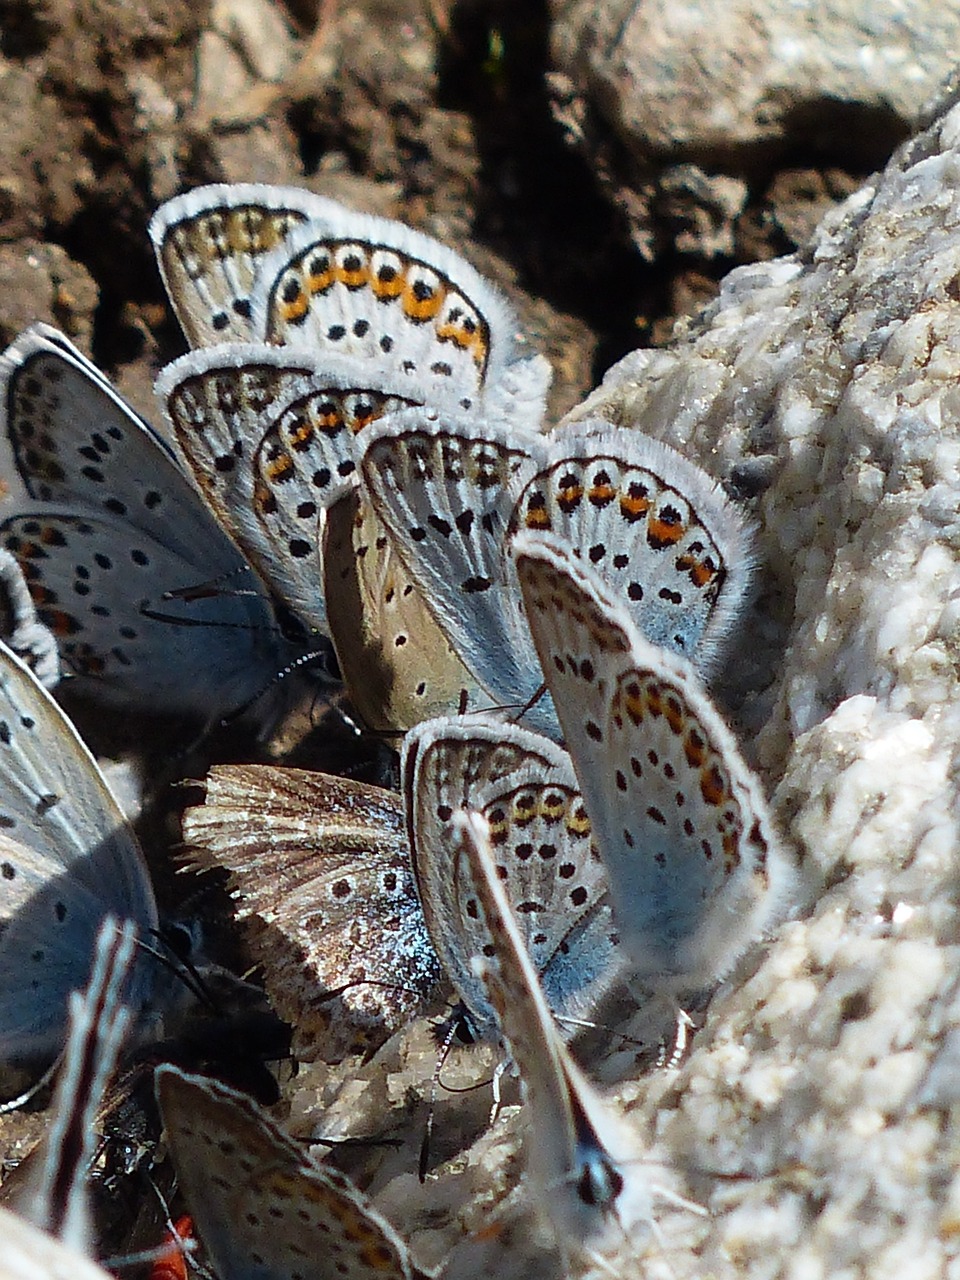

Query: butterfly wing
left=149, top=183, right=344, bottom=346
left=323, top=489, right=488, bottom=734
left=453, top=811, right=649, bottom=1243
left=155, top=1065, right=431, bottom=1280
left=510, top=421, right=755, bottom=675
left=248, top=211, right=551, bottom=429
left=183, top=765, right=443, bottom=1061
left=360, top=410, right=557, bottom=735
left=514, top=531, right=792, bottom=992
left=402, top=713, right=619, bottom=1035
left=0, top=643, right=157, bottom=1064
left=0, top=326, right=300, bottom=721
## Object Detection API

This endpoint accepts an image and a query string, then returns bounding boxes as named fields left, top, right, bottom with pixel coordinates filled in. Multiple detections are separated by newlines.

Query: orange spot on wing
left=402, top=282, right=444, bottom=322
left=699, top=762, right=727, bottom=807
left=648, top=515, right=684, bottom=545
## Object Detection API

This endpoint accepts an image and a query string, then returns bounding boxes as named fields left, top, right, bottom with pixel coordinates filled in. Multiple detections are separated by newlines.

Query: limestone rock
left=535, top=86, right=960, bottom=1279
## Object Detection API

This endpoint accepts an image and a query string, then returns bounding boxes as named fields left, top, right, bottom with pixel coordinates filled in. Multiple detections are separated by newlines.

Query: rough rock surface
left=467, top=76, right=960, bottom=1280
left=3, top=3, right=960, bottom=1277
left=549, top=0, right=956, bottom=260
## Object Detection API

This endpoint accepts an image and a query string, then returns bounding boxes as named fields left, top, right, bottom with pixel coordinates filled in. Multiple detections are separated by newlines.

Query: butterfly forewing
left=514, top=531, right=793, bottom=993
left=0, top=326, right=301, bottom=723
left=0, top=643, right=157, bottom=1064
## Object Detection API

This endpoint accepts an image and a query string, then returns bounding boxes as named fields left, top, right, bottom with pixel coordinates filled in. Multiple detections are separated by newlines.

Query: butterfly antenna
left=139, top=931, right=213, bottom=1012
left=218, top=646, right=334, bottom=729
left=418, top=1013, right=463, bottom=1182
left=159, top=563, right=262, bottom=604
left=513, top=679, right=550, bottom=725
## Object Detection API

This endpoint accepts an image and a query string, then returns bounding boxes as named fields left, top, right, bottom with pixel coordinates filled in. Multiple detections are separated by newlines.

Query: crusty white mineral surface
left=285, top=83, right=960, bottom=1280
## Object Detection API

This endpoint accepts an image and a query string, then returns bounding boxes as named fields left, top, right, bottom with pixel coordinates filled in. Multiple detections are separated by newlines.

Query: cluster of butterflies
left=0, top=183, right=799, bottom=1278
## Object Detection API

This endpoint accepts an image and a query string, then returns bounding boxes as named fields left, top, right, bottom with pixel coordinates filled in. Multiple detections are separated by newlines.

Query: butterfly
left=182, top=764, right=444, bottom=1062
left=452, top=809, right=655, bottom=1255
left=242, top=193, right=551, bottom=431
left=13, top=917, right=135, bottom=1254
left=401, top=712, right=623, bottom=1040
left=0, top=640, right=161, bottom=1067
left=0, top=324, right=306, bottom=727
left=149, top=183, right=344, bottom=348
left=154, top=1063, right=435, bottom=1280
left=512, top=529, right=795, bottom=996
left=155, top=342, right=476, bottom=650
left=0, top=545, right=60, bottom=690
left=359, top=413, right=754, bottom=740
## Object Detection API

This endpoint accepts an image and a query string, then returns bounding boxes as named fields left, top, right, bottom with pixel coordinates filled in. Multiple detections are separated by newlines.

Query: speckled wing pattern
left=402, top=713, right=622, bottom=1039
left=158, top=345, right=472, bottom=646
left=155, top=1065, right=434, bottom=1280
left=360, top=411, right=558, bottom=737
left=322, top=489, right=488, bottom=735
left=248, top=208, right=551, bottom=430
left=0, top=325, right=298, bottom=721
left=148, top=183, right=343, bottom=346
left=453, top=810, right=651, bottom=1247
left=509, top=420, right=755, bottom=676
left=0, top=642, right=157, bottom=1066
left=513, top=531, right=793, bottom=995
left=182, top=765, right=444, bottom=1061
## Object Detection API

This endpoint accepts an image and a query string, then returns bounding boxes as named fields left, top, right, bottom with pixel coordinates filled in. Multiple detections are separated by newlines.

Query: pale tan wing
left=323, top=488, right=488, bottom=736
left=156, top=1066, right=433, bottom=1280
